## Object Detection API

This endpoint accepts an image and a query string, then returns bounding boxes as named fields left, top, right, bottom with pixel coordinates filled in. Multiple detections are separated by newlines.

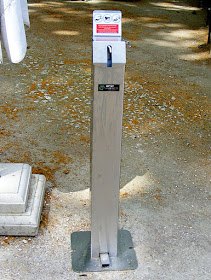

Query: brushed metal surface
left=91, top=62, right=125, bottom=258
left=92, top=41, right=126, bottom=64
left=71, top=230, right=138, bottom=272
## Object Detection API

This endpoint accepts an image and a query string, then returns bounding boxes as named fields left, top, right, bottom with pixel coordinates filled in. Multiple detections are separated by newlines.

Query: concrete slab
left=0, top=0, right=210, bottom=279
left=0, top=163, right=31, bottom=213
left=0, top=174, right=46, bottom=236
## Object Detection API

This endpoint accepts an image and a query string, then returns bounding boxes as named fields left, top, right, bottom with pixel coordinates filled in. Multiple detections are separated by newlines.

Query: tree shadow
left=0, top=0, right=210, bottom=195
left=27, top=0, right=210, bottom=62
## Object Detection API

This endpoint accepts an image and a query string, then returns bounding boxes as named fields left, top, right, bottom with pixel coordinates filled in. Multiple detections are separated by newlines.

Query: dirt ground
left=0, top=0, right=210, bottom=279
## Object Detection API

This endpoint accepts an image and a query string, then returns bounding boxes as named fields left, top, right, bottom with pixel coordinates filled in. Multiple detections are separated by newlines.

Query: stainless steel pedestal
left=91, top=63, right=125, bottom=258
left=71, top=10, right=138, bottom=272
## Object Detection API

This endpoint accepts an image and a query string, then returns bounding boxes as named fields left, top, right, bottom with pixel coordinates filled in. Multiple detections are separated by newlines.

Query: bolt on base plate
left=71, top=230, right=138, bottom=272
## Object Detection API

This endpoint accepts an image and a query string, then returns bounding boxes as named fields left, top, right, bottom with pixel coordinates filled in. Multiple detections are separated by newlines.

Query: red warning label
left=97, top=24, right=119, bottom=34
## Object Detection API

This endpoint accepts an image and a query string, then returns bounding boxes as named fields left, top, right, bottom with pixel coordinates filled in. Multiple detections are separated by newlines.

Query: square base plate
left=71, top=230, right=138, bottom=272
left=0, top=174, right=46, bottom=236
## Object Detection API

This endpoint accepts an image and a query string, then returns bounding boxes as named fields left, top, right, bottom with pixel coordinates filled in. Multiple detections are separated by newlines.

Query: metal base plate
left=71, top=230, right=138, bottom=272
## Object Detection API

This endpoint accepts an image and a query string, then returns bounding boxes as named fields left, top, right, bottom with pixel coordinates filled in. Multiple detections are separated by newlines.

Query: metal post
left=91, top=63, right=125, bottom=259
left=71, top=10, right=138, bottom=272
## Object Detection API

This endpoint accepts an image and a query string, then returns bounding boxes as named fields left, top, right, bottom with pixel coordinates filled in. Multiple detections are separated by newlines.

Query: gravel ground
left=0, top=0, right=210, bottom=279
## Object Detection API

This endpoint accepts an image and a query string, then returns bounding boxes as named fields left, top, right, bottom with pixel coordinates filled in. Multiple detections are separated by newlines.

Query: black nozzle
left=107, top=45, right=112, bottom=67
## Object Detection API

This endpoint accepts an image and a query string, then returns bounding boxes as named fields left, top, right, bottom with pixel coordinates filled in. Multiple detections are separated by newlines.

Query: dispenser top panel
left=93, top=10, right=122, bottom=39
